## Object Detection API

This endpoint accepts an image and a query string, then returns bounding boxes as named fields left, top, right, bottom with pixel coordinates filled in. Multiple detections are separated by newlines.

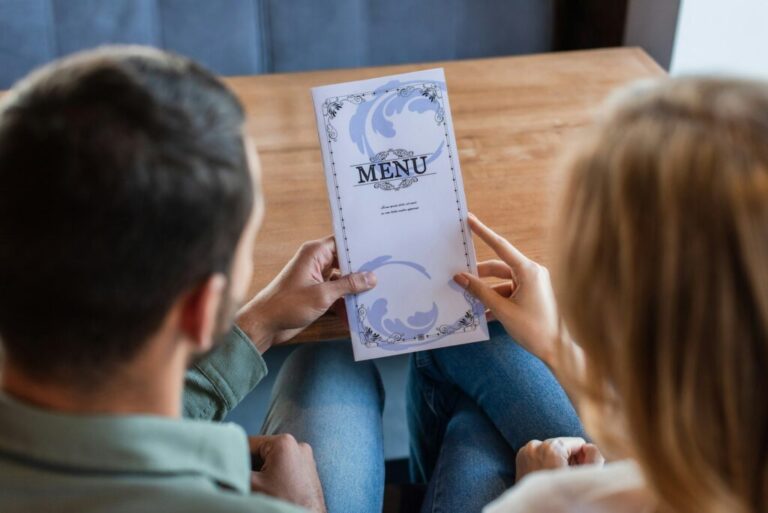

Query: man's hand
left=236, top=235, right=377, bottom=353
left=250, top=435, right=326, bottom=513
left=515, top=437, right=604, bottom=483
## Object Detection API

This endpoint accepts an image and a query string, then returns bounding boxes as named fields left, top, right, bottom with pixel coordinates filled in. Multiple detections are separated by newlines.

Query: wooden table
left=227, top=48, right=665, bottom=342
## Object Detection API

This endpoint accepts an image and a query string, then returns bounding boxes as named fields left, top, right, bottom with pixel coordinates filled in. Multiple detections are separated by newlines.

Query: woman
left=411, top=77, right=768, bottom=513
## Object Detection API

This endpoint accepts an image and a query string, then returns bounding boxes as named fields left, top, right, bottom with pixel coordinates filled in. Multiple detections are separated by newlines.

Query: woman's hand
left=454, top=213, right=563, bottom=367
left=515, top=437, right=604, bottom=483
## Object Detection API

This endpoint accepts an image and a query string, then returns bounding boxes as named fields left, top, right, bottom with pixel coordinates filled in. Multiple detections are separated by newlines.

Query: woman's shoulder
left=483, top=460, right=652, bottom=513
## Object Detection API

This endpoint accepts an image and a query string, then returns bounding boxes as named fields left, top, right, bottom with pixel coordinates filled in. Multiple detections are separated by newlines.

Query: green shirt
left=0, top=326, right=306, bottom=513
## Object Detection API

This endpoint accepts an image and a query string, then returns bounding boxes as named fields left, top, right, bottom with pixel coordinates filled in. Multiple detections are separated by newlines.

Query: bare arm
left=454, top=213, right=585, bottom=406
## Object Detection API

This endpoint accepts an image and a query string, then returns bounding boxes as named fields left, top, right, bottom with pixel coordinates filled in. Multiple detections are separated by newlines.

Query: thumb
left=454, top=272, right=509, bottom=313
left=317, top=271, right=377, bottom=304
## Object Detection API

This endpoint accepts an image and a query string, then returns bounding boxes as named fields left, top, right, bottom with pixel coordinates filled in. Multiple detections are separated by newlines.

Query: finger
left=299, top=442, right=314, bottom=457
left=544, top=437, right=587, bottom=458
left=248, top=435, right=280, bottom=460
left=250, top=469, right=278, bottom=493
left=323, top=265, right=342, bottom=282
left=331, top=251, right=339, bottom=270
left=314, top=234, right=337, bottom=252
left=485, top=309, right=496, bottom=322
left=524, top=439, right=542, bottom=449
left=330, top=297, right=348, bottom=324
left=577, top=444, right=605, bottom=465
left=250, top=470, right=265, bottom=491
left=316, top=271, right=377, bottom=305
left=478, top=259, right=514, bottom=280
left=301, top=235, right=338, bottom=270
left=491, top=282, right=514, bottom=298
left=454, top=272, right=511, bottom=314
left=468, top=214, right=530, bottom=274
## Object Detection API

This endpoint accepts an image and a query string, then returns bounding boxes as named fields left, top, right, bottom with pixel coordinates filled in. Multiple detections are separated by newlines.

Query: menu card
left=312, top=68, right=489, bottom=360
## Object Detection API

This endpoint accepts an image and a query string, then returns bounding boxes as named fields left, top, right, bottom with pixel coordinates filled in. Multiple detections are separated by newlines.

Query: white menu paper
left=312, top=68, right=489, bottom=360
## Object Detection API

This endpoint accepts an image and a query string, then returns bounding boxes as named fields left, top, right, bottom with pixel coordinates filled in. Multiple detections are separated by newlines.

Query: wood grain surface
left=226, top=48, right=665, bottom=342
left=0, top=48, right=663, bottom=343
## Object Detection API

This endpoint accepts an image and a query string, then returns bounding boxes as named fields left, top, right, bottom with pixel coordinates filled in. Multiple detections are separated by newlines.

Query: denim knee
left=285, top=341, right=385, bottom=413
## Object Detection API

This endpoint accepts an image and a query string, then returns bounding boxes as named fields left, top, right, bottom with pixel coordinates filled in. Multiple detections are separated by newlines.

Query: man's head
left=0, top=46, right=261, bottom=387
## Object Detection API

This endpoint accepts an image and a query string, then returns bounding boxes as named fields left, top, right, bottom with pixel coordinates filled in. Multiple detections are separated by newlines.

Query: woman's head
left=553, top=77, right=768, bottom=513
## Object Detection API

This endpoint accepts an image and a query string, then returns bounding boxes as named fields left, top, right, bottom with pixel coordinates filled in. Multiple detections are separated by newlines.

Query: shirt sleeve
left=182, top=325, right=268, bottom=421
left=482, top=461, right=646, bottom=513
left=483, top=472, right=571, bottom=513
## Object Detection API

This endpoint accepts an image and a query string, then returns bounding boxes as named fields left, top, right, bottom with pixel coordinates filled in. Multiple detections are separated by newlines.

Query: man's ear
left=178, top=273, right=228, bottom=354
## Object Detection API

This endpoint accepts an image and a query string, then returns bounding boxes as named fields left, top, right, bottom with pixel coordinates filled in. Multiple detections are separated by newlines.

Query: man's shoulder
left=151, top=487, right=308, bottom=513
left=0, top=478, right=307, bottom=513
left=483, top=460, right=648, bottom=513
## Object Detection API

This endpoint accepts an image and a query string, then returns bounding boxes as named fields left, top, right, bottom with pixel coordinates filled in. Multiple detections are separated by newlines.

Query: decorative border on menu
left=320, top=82, right=480, bottom=347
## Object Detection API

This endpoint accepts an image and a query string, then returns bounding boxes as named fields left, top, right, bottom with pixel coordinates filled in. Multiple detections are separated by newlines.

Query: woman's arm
left=454, top=214, right=586, bottom=404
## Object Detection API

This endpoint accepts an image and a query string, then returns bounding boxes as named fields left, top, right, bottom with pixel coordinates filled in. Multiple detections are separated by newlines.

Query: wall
left=670, top=0, right=768, bottom=78
left=624, top=0, right=681, bottom=69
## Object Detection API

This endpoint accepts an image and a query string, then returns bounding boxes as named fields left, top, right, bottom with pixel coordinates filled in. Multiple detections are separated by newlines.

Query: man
left=0, top=46, right=385, bottom=513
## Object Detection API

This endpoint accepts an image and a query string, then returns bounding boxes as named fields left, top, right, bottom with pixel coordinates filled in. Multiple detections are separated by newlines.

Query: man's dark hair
left=0, top=46, right=254, bottom=385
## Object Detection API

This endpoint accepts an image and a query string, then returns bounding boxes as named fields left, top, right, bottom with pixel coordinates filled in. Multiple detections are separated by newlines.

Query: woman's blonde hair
left=552, top=77, right=768, bottom=513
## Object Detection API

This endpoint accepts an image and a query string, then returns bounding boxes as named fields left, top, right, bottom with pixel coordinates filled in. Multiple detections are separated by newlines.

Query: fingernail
left=453, top=273, right=469, bottom=288
left=363, top=272, right=377, bottom=287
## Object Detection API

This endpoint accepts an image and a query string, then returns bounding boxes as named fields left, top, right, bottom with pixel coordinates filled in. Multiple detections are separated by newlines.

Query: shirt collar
left=0, top=392, right=251, bottom=493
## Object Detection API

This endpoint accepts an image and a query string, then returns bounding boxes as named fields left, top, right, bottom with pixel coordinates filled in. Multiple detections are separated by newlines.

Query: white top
left=484, top=460, right=654, bottom=513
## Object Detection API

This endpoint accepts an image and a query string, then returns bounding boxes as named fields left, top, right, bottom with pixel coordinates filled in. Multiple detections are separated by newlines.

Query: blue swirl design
left=355, top=256, right=482, bottom=349
left=350, top=80, right=444, bottom=165
left=322, top=80, right=446, bottom=166
left=356, top=256, right=438, bottom=342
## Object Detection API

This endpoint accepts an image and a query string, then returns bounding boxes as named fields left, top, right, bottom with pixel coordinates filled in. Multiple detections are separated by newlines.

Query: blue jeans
left=408, top=321, right=586, bottom=513
left=260, top=341, right=385, bottom=513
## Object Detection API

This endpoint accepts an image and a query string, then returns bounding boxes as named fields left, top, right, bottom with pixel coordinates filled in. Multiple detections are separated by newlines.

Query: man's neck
left=1, top=339, right=188, bottom=417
